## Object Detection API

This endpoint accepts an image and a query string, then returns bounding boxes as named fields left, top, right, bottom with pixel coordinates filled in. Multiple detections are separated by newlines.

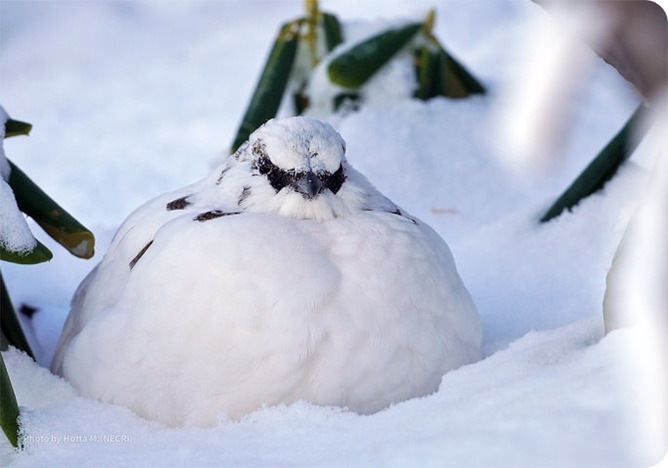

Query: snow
left=0, top=0, right=665, bottom=466
left=0, top=180, right=37, bottom=255
left=0, top=324, right=646, bottom=467
left=0, top=105, right=38, bottom=255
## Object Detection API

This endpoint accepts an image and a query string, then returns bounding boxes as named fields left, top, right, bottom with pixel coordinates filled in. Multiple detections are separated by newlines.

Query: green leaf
left=230, top=19, right=301, bottom=153
left=541, top=104, right=648, bottom=223
left=416, top=36, right=486, bottom=100
left=415, top=41, right=486, bottom=101
left=322, top=12, right=343, bottom=52
left=0, top=351, right=20, bottom=448
left=414, top=46, right=440, bottom=101
left=4, top=119, right=32, bottom=139
left=437, top=49, right=470, bottom=99
left=327, top=22, right=422, bottom=89
left=438, top=45, right=486, bottom=97
left=0, top=271, right=34, bottom=359
left=0, top=332, right=8, bottom=352
left=0, top=239, right=53, bottom=265
left=7, top=160, right=95, bottom=259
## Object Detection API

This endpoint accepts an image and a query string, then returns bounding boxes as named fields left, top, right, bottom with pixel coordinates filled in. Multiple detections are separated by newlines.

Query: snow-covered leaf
left=0, top=179, right=50, bottom=264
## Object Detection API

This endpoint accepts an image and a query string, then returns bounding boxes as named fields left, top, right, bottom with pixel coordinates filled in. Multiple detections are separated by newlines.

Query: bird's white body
left=52, top=117, right=481, bottom=427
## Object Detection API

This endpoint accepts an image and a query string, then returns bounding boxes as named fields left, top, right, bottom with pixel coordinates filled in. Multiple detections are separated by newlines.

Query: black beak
left=293, top=171, right=324, bottom=199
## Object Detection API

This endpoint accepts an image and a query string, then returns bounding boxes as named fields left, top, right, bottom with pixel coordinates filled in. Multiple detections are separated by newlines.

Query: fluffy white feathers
left=52, top=117, right=481, bottom=427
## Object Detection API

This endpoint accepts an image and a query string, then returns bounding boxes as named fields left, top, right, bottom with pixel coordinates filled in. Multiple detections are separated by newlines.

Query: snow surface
left=0, top=0, right=665, bottom=466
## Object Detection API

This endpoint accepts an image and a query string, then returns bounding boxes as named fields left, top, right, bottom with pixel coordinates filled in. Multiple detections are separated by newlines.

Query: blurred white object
left=497, top=0, right=666, bottom=172
left=603, top=97, right=668, bottom=466
left=499, top=1, right=667, bottom=462
left=496, top=2, right=607, bottom=171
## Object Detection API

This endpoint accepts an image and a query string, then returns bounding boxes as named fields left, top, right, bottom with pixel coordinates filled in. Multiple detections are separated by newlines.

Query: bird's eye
left=254, top=155, right=292, bottom=192
left=322, top=165, right=346, bottom=194
left=267, top=167, right=292, bottom=192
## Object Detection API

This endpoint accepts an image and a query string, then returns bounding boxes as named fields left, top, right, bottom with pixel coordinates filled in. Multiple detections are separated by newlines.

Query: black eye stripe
left=320, top=165, right=346, bottom=194
left=267, top=166, right=292, bottom=192
left=254, top=156, right=289, bottom=191
left=256, top=157, right=345, bottom=195
left=257, top=156, right=273, bottom=175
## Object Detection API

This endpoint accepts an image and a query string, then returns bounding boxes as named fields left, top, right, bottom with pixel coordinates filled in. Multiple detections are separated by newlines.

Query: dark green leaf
left=7, top=160, right=95, bottom=258
left=0, top=239, right=53, bottom=265
left=230, top=19, right=301, bottom=153
left=541, top=105, right=648, bottom=223
left=322, top=12, right=343, bottom=52
left=0, top=351, right=20, bottom=447
left=414, top=46, right=440, bottom=101
left=438, top=46, right=486, bottom=97
left=414, top=39, right=486, bottom=101
left=437, top=49, right=470, bottom=98
left=4, top=119, right=32, bottom=139
left=0, top=331, right=8, bottom=352
left=0, top=271, right=34, bottom=359
left=327, top=22, right=422, bottom=89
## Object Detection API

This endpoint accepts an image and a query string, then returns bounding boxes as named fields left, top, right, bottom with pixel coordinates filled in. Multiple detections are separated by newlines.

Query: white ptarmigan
left=52, top=116, right=481, bottom=427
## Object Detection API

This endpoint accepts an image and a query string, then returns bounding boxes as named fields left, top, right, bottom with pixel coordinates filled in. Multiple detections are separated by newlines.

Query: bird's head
left=233, top=117, right=369, bottom=221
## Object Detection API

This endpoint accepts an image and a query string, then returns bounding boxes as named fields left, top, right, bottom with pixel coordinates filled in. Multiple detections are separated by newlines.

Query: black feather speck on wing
left=166, top=196, right=191, bottom=211
left=238, top=186, right=252, bottom=206
left=129, top=240, right=154, bottom=270
left=193, top=210, right=241, bottom=222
